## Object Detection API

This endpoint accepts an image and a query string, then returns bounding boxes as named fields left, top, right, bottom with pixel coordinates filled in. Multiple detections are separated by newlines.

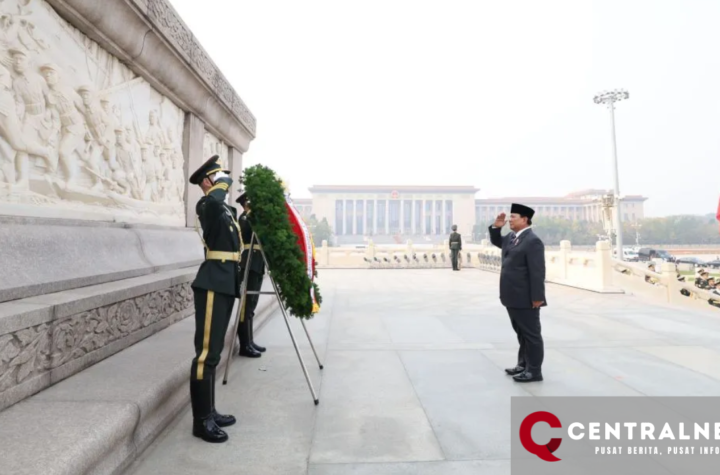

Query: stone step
left=0, top=290, right=278, bottom=475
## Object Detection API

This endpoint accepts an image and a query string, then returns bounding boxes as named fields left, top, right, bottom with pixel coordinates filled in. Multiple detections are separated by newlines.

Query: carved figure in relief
left=40, top=63, right=86, bottom=188
left=0, top=0, right=188, bottom=220
left=10, top=47, right=56, bottom=184
left=0, top=62, right=49, bottom=183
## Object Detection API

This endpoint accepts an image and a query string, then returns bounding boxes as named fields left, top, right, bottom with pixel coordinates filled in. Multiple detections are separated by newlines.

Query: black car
left=704, top=258, right=720, bottom=269
left=675, top=257, right=707, bottom=267
left=638, top=248, right=676, bottom=262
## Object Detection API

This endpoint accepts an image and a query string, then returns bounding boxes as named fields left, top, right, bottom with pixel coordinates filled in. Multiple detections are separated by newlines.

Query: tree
left=304, top=214, right=333, bottom=246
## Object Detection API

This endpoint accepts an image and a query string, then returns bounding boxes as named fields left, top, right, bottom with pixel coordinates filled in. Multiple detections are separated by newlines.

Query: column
left=352, top=199, right=357, bottom=235
left=182, top=112, right=206, bottom=227
left=373, top=200, right=377, bottom=235
left=385, top=202, right=389, bottom=235
left=400, top=199, right=404, bottom=234
left=411, top=199, right=415, bottom=234
left=228, top=147, right=243, bottom=205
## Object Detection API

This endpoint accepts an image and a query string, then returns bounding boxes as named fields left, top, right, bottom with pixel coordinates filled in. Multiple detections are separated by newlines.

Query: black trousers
left=506, top=307, right=544, bottom=372
left=451, top=249, right=459, bottom=269
left=238, top=270, right=264, bottom=346
left=191, top=288, right=235, bottom=382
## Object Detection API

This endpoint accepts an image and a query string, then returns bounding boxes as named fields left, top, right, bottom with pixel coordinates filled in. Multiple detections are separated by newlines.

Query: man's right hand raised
left=493, top=212, right=506, bottom=228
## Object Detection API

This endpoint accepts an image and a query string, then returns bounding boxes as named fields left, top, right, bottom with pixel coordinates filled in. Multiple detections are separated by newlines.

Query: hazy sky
left=169, top=0, right=720, bottom=217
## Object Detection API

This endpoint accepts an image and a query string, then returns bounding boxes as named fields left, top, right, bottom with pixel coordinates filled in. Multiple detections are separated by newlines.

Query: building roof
left=308, top=185, right=480, bottom=194
left=475, top=190, right=648, bottom=204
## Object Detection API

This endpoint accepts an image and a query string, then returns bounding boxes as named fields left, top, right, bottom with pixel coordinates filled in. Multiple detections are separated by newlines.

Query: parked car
left=704, top=258, right=720, bottom=269
left=638, top=248, right=676, bottom=263
left=675, top=257, right=707, bottom=267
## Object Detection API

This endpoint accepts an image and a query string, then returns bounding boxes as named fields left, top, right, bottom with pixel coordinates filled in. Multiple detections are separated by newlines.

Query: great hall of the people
left=291, top=186, right=647, bottom=244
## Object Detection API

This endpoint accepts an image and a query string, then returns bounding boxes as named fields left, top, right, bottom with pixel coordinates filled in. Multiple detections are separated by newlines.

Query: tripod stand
left=222, top=232, right=324, bottom=405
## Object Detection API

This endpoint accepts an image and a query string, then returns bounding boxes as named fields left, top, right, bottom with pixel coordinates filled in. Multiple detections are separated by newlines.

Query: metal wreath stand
left=221, top=231, right=324, bottom=405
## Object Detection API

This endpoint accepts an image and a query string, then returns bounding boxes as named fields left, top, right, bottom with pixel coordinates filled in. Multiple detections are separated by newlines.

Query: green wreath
left=241, top=164, right=321, bottom=319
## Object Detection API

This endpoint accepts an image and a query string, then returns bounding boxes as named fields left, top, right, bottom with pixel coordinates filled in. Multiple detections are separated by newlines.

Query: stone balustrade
left=612, top=260, right=720, bottom=312
left=316, top=238, right=620, bottom=293
left=316, top=238, right=720, bottom=311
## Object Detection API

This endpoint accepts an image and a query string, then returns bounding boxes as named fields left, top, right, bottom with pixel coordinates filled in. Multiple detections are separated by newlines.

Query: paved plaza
left=126, top=268, right=720, bottom=475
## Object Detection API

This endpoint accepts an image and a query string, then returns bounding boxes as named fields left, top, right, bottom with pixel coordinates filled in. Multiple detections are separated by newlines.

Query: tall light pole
left=594, top=89, right=629, bottom=261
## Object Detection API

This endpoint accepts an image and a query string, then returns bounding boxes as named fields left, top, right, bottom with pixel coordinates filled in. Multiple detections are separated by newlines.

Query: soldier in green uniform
left=449, top=224, right=462, bottom=271
left=235, top=189, right=265, bottom=357
left=188, top=155, right=239, bottom=443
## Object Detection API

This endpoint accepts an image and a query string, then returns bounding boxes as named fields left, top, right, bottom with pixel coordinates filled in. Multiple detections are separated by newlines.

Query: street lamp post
left=594, top=89, right=629, bottom=261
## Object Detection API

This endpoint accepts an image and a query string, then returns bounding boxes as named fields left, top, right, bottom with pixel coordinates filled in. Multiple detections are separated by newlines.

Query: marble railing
left=612, top=260, right=720, bottom=312
left=315, top=238, right=618, bottom=293
left=315, top=238, right=720, bottom=310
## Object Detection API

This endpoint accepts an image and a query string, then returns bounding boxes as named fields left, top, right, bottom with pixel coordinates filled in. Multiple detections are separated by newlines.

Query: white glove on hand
left=212, top=171, right=228, bottom=182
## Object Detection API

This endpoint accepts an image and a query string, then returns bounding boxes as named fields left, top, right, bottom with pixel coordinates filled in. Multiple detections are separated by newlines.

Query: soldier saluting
left=188, top=155, right=239, bottom=443
left=235, top=188, right=265, bottom=357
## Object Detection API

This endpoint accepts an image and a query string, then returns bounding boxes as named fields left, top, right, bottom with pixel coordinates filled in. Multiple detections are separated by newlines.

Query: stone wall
left=0, top=0, right=257, bottom=410
left=0, top=267, right=197, bottom=411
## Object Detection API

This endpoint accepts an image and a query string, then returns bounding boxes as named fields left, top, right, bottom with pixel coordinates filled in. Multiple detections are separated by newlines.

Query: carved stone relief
left=0, top=282, right=193, bottom=396
left=203, top=130, right=228, bottom=172
left=0, top=0, right=187, bottom=225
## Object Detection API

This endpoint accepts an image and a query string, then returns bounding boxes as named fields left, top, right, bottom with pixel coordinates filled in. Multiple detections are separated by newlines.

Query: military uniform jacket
left=488, top=226, right=547, bottom=309
left=192, top=182, right=241, bottom=297
left=239, top=211, right=265, bottom=275
left=449, top=232, right=462, bottom=250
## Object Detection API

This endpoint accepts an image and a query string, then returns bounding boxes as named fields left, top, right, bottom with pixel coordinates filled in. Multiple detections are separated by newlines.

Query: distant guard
left=235, top=189, right=266, bottom=357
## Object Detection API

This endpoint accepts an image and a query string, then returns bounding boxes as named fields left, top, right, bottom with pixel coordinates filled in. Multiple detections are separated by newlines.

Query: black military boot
left=210, top=370, right=236, bottom=427
left=190, top=379, right=228, bottom=443
left=238, top=315, right=261, bottom=357
left=248, top=313, right=266, bottom=353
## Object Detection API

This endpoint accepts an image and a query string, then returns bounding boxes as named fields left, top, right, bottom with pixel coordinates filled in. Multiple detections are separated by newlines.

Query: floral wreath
left=240, top=164, right=321, bottom=319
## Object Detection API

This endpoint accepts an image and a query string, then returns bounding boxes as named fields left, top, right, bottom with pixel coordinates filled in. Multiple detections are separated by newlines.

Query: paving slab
left=125, top=269, right=720, bottom=475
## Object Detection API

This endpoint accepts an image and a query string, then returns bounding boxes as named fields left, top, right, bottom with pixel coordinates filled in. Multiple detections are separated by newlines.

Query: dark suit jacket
left=449, top=232, right=462, bottom=250
left=192, top=179, right=241, bottom=297
left=488, top=226, right=547, bottom=309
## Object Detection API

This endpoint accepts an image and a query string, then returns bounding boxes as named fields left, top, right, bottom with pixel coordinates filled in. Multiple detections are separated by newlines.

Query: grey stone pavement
left=125, top=268, right=720, bottom=475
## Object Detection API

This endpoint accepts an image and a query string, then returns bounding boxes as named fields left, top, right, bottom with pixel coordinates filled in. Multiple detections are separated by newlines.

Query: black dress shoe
left=251, top=342, right=266, bottom=353
left=193, top=416, right=228, bottom=443
left=239, top=345, right=261, bottom=357
left=513, top=370, right=543, bottom=383
left=211, top=409, right=236, bottom=427
left=505, top=366, right=525, bottom=376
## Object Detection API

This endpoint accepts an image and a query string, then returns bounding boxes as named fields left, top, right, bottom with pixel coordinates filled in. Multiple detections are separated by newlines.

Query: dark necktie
left=511, top=232, right=519, bottom=246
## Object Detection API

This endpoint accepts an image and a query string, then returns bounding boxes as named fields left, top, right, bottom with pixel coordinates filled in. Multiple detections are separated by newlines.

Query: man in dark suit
left=488, top=203, right=546, bottom=383
left=449, top=224, right=462, bottom=271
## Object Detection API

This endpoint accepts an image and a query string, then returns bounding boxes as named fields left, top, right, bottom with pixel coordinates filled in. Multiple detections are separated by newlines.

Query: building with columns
left=474, top=189, right=648, bottom=224
left=298, top=186, right=648, bottom=244
left=305, top=185, right=479, bottom=244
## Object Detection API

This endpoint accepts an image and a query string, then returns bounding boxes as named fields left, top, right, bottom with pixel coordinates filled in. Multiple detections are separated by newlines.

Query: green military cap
left=189, top=155, right=230, bottom=185
left=235, top=189, right=247, bottom=205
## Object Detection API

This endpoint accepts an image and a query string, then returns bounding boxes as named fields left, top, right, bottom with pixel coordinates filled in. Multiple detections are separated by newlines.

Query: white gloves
left=212, top=171, right=228, bottom=182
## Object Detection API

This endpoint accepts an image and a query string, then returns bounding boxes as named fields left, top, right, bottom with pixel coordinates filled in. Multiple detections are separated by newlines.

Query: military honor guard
left=489, top=203, right=547, bottom=383
left=449, top=224, right=462, bottom=271
left=235, top=189, right=266, bottom=357
left=188, top=155, right=240, bottom=443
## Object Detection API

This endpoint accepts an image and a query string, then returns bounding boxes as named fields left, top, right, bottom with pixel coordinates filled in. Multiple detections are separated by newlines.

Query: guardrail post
left=596, top=240, right=612, bottom=290
left=559, top=240, right=571, bottom=280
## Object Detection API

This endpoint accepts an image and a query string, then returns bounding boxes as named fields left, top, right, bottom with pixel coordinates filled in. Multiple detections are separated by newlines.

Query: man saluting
left=188, top=155, right=240, bottom=443
left=489, top=203, right=546, bottom=383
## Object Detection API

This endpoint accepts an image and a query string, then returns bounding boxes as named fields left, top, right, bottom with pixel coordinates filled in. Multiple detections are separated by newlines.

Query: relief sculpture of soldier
left=39, top=63, right=88, bottom=190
